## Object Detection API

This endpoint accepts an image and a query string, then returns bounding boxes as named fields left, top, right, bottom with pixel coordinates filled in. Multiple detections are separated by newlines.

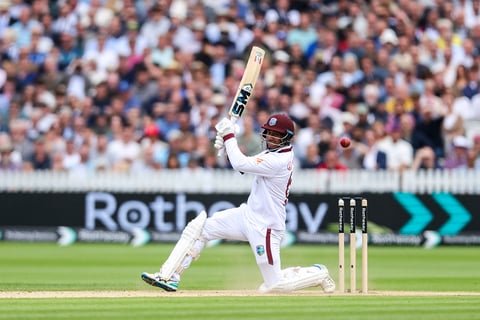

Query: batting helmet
left=261, top=113, right=295, bottom=149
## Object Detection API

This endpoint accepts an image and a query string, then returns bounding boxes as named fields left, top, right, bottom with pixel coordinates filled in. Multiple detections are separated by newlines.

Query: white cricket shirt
left=224, top=138, right=294, bottom=231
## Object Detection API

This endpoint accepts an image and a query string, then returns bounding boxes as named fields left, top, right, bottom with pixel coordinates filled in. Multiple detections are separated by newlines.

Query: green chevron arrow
left=432, top=193, right=472, bottom=235
left=395, top=192, right=433, bottom=235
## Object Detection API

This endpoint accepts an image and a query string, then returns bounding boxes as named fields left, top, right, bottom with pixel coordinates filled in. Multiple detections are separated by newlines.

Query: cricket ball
left=340, top=137, right=351, bottom=148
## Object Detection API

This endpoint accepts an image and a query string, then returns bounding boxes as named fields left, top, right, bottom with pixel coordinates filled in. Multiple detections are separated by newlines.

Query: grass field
left=0, top=242, right=479, bottom=319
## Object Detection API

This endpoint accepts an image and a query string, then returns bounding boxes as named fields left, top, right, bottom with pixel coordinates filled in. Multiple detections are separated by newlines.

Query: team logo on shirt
left=256, top=245, right=265, bottom=256
left=255, top=158, right=264, bottom=164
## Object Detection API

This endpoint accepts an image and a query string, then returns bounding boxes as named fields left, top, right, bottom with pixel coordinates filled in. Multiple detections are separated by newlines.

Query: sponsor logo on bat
left=231, top=83, right=253, bottom=117
left=254, top=52, right=263, bottom=64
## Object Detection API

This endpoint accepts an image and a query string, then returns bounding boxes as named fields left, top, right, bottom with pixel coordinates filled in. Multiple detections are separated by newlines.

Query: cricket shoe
left=312, top=264, right=336, bottom=294
left=141, top=272, right=179, bottom=292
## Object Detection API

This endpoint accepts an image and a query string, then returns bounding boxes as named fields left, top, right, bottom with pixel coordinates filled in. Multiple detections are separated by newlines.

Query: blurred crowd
left=1, top=0, right=480, bottom=174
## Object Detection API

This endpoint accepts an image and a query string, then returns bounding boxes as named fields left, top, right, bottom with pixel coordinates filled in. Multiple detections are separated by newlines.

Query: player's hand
left=215, top=117, right=235, bottom=138
left=214, top=134, right=225, bottom=150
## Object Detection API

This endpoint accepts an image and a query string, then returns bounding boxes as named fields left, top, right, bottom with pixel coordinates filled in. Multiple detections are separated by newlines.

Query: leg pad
left=159, top=211, right=207, bottom=280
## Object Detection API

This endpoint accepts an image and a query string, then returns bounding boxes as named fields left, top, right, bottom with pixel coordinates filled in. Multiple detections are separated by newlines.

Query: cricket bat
left=217, top=46, right=265, bottom=156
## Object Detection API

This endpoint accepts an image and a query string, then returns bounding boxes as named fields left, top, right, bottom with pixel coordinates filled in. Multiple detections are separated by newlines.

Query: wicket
left=338, top=197, right=368, bottom=294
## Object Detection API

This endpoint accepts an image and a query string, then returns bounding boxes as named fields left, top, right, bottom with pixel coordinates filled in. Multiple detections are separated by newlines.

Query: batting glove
left=214, top=134, right=225, bottom=150
left=215, top=117, right=235, bottom=138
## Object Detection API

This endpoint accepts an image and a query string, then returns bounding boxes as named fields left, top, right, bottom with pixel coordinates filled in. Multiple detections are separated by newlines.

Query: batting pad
left=159, top=211, right=207, bottom=281
left=258, top=265, right=333, bottom=293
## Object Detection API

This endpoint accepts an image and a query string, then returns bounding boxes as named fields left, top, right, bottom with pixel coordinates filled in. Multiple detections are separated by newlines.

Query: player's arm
left=215, top=118, right=278, bottom=176
left=225, top=138, right=279, bottom=176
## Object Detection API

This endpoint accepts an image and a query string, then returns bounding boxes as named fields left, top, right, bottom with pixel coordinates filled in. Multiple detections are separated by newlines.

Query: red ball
left=340, top=137, right=351, bottom=148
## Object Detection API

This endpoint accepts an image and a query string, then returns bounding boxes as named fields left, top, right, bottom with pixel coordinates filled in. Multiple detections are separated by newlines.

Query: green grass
left=0, top=243, right=480, bottom=319
left=1, top=296, right=479, bottom=320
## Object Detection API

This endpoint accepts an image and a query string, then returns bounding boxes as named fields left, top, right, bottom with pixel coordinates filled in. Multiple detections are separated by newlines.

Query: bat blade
left=228, top=46, right=265, bottom=121
left=217, top=46, right=265, bottom=157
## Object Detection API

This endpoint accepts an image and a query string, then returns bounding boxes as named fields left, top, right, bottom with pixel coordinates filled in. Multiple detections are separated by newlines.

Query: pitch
left=1, top=290, right=480, bottom=299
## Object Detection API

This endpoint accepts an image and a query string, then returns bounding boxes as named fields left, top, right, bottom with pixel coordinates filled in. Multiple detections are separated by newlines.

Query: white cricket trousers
left=203, top=203, right=284, bottom=287
left=178, top=204, right=284, bottom=287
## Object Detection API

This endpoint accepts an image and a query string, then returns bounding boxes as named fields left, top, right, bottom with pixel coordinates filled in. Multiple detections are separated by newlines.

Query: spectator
left=1, top=28, right=19, bottom=61
left=65, top=58, right=90, bottom=99
left=90, top=133, right=110, bottom=172
left=185, top=18, right=207, bottom=54
left=91, top=80, right=111, bottom=112
left=43, top=120, right=66, bottom=156
left=412, top=146, right=441, bottom=170
left=58, top=32, right=82, bottom=71
left=166, top=152, right=181, bottom=169
left=398, top=113, right=424, bottom=156
left=28, top=25, right=49, bottom=67
left=40, top=56, right=64, bottom=92
left=311, top=27, right=338, bottom=72
left=0, top=1, right=12, bottom=37
left=28, top=136, right=51, bottom=170
left=130, top=63, right=158, bottom=110
left=442, top=89, right=466, bottom=153
left=70, top=142, right=94, bottom=175
left=150, top=34, right=175, bottom=69
left=385, top=82, right=414, bottom=114
left=359, top=55, right=385, bottom=84
left=156, top=103, right=180, bottom=140
left=288, top=78, right=310, bottom=125
left=237, top=115, right=262, bottom=156
left=9, top=118, right=33, bottom=162
left=413, top=104, right=446, bottom=160
left=131, top=144, right=162, bottom=173
left=453, top=64, right=469, bottom=97
left=338, top=141, right=363, bottom=169
left=103, top=15, right=127, bottom=55
left=469, top=134, right=480, bottom=169
left=392, top=35, right=414, bottom=72
left=359, top=128, right=387, bottom=170
left=294, top=113, right=323, bottom=162
left=209, top=43, right=231, bottom=90
left=202, top=147, right=221, bottom=169
left=462, top=65, right=480, bottom=99
left=51, top=2, right=77, bottom=39
left=82, top=31, right=119, bottom=74
left=62, top=138, right=80, bottom=170
left=342, top=53, right=363, bottom=87
left=287, top=12, right=318, bottom=55
left=419, top=79, right=446, bottom=117
left=11, top=6, right=40, bottom=48
left=300, top=143, right=322, bottom=169
left=106, top=124, right=141, bottom=169
left=316, top=148, right=347, bottom=171
left=140, top=5, right=170, bottom=48
left=15, top=48, right=38, bottom=91
left=444, top=135, right=471, bottom=169
left=139, top=123, right=168, bottom=163
left=378, top=123, right=414, bottom=172
left=50, top=151, right=65, bottom=171
left=0, top=132, right=21, bottom=170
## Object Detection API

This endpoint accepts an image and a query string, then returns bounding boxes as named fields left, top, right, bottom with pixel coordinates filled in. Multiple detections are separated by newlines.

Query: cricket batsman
left=142, top=113, right=335, bottom=293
